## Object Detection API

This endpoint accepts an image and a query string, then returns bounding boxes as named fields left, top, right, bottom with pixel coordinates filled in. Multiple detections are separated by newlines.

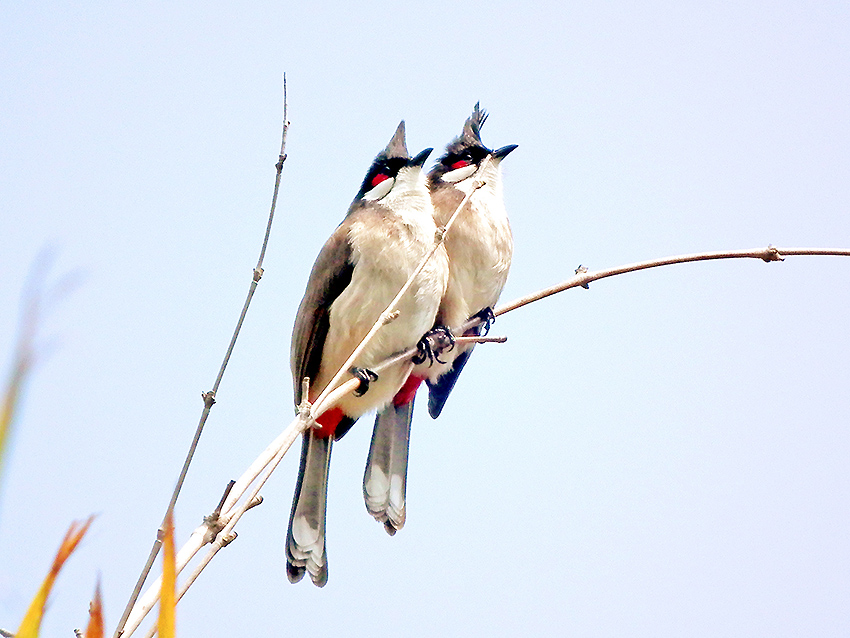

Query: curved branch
left=494, top=246, right=850, bottom=318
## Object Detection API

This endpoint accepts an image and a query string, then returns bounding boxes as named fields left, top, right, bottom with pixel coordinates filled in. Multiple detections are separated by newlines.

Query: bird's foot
left=472, top=307, right=496, bottom=335
left=351, top=367, right=379, bottom=397
left=412, top=325, right=455, bottom=365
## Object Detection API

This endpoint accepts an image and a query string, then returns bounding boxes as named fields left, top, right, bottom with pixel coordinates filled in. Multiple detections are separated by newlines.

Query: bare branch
left=330, top=245, right=850, bottom=382
left=493, top=246, right=849, bottom=318
left=113, top=76, right=290, bottom=638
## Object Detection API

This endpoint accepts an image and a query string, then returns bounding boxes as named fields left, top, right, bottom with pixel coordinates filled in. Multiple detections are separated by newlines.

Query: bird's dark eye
left=371, top=173, right=390, bottom=187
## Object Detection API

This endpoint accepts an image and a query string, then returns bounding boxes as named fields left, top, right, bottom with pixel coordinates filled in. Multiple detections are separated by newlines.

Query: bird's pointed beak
left=492, top=144, right=518, bottom=161
left=411, top=147, right=433, bottom=167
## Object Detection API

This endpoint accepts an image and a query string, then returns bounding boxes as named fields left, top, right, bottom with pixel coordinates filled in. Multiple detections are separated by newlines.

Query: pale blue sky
left=2, top=1, right=849, bottom=636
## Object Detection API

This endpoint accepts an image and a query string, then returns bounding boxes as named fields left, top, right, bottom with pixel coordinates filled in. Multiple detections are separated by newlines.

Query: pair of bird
left=287, top=104, right=516, bottom=586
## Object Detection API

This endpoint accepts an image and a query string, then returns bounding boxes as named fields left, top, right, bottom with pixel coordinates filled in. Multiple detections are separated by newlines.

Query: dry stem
left=114, top=75, right=290, bottom=638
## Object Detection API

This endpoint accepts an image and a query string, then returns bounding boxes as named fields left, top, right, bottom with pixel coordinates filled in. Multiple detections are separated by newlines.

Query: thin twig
left=323, top=245, right=850, bottom=379
left=493, top=246, right=849, bottom=317
left=454, top=335, right=507, bottom=345
left=113, top=76, right=290, bottom=638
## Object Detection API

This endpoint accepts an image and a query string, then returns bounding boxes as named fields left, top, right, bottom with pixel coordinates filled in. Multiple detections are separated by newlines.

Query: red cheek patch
left=451, top=160, right=469, bottom=170
left=371, top=173, right=390, bottom=187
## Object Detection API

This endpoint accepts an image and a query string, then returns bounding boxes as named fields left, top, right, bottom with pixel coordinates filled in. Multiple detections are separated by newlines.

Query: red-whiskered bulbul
left=364, top=104, right=516, bottom=534
left=287, top=121, right=449, bottom=586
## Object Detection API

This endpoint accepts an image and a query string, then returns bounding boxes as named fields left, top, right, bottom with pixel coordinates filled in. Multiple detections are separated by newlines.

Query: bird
left=287, top=121, right=449, bottom=586
left=364, top=104, right=517, bottom=534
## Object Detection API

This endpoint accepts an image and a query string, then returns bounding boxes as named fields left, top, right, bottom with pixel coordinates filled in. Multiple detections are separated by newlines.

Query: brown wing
left=291, top=224, right=355, bottom=406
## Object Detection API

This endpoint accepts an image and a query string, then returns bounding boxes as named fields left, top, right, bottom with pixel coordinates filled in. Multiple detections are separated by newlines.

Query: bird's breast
left=331, top=214, right=448, bottom=367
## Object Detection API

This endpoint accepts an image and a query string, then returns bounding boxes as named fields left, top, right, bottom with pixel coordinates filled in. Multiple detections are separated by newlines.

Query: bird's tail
left=364, top=398, right=414, bottom=535
left=426, top=346, right=474, bottom=418
left=286, top=431, right=332, bottom=586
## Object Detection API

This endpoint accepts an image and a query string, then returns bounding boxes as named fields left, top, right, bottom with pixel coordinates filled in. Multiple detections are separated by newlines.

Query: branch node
left=763, top=245, right=785, bottom=262
left=202, top=390, right=216, bottom=408
left=220, top=531, right=238, bottom=547
left=253, top=267, right=264, bottom=282
left=435, top=226, right=447, bottom=242
left=382, top=309, right=401, bottom=325
left=575, top=265, right=590, bottom=288
left=246, top=495, right=264, bottom=511
left=201, top=480, right=236, bottom=543
left=202, top=514, right=225, bottom=545
left=297, top=378, right=317, bottom=430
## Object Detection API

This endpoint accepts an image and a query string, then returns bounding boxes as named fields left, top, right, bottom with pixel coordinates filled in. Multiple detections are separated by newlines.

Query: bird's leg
left=412, top=325, right=456, bottom=366
left=472, top=307, right=496, bottom=335
left=350, top=367, right=379, bottom=396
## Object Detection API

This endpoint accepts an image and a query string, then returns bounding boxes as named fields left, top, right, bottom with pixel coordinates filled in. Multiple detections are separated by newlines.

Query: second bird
left=364, top=104, right=517, bottom=534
